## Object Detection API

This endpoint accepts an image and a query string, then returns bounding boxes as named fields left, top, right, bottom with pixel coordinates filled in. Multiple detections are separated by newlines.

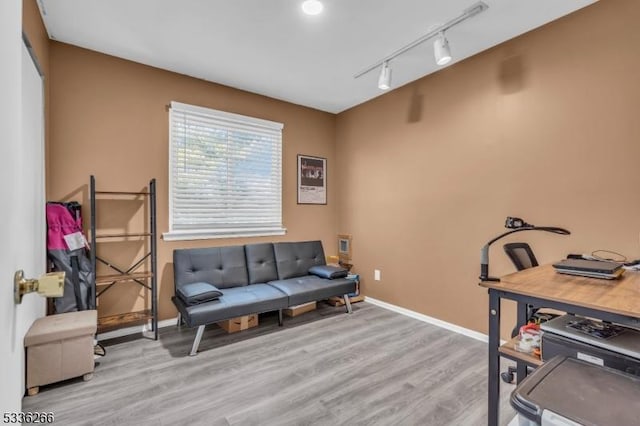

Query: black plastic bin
left=511, top=356, right=640, bottom=426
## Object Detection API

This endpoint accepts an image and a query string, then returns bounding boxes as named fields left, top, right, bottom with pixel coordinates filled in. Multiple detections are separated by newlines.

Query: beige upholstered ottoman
left=24, top=310, right=97, bottom=396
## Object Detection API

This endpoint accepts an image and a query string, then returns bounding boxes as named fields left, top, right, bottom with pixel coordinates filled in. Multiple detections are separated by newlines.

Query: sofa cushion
left=177, top=282, right=223, bottom=306
left=174, top=246, right=249, bottom=290
left=273, top=241, right=326, bottom=280
left=308, top=265, right=348, bottom=279
left=267, top=275, right=356, bottom=306
left=172, top=284, right=288, bottom=327
left=245, top=243, right=278, bottom=284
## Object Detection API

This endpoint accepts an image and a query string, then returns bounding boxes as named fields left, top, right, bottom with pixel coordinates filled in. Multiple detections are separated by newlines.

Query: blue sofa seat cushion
left=177, top=282, right=223, bottom=306
left=172, top=284, right=289, bottom=327
left=308, top=265, right=348, bottom=279
left=267, top=276, right=356, bottom=307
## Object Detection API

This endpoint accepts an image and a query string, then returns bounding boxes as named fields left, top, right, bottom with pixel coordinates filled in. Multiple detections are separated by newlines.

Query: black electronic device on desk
left=541, top=314, right=640, bottom=377
left=552, top=258, right=624, bottom=279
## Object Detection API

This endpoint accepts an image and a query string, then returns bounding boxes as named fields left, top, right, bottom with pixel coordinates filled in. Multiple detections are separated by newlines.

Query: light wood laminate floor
left=23, top=302, right=516, bottom=425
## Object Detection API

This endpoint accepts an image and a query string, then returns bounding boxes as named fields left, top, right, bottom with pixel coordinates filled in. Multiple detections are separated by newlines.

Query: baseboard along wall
left=98, top=297, right=492, bottom=343
left=97, top=317, right=178, bottom=341
left=364, top=296, right=490, bottom=343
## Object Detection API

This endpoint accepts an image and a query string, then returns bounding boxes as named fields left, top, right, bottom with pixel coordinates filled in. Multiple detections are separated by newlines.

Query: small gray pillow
left=177, top=282, right=223, bottom=305
left=308, top=265, right=348, bottom=279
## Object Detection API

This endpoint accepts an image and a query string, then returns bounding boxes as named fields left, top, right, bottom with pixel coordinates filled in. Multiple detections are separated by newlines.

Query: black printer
left=540, top=314, right=640, bottom=377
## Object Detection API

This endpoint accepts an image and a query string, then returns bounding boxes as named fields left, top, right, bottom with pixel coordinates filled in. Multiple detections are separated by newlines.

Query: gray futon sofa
left=172, top=240, right=356, bottom=355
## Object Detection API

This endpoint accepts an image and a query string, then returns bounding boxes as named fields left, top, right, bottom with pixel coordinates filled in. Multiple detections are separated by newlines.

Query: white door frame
left=0, top=0, right=47, bottom=410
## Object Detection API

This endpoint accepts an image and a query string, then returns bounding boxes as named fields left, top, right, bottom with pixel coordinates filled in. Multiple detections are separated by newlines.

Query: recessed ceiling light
left=301, top=0, right=324, bottom=16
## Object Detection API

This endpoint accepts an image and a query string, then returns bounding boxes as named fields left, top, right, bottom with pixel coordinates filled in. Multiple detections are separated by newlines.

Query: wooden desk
left=479, top=265, right=640, bottom=426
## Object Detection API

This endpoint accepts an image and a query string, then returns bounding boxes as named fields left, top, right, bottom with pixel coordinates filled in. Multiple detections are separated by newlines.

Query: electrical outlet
left=374, top=269, right=381, bottom=281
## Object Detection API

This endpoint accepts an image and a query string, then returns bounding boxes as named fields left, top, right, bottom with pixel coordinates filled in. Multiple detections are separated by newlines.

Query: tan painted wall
left=38, top=0, right=640, bottom=336
left=335, top=0, right=640, bottom=337
left=47, top=42, right=338, bottom=321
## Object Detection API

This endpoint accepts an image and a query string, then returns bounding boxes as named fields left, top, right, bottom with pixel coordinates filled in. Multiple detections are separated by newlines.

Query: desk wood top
left=479, top=264, right=640, bottom=319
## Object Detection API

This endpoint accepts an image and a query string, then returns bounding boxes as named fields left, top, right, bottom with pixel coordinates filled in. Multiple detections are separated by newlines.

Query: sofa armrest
left=177, top=282, right=223, bottom=306
left=308, top=265, right=348, bottom=279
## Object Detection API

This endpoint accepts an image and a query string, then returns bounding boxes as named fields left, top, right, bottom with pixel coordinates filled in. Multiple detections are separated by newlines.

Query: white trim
left=96, top=317, right=178, bottom=341
left=168, top=104, right=175, bottom=236
left=163, top=227, right=286, bottom=241
left=170, top=101, right=284, bottom=131
left=364, top=296, right=491, bottom=343
left=98, top=299, right=503, bottom=343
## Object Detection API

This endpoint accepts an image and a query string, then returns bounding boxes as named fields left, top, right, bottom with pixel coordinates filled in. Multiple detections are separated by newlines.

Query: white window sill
left=162, top=227, right=287, bottom=241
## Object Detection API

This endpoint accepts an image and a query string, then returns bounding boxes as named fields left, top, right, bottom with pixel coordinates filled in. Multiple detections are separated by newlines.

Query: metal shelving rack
left=90, top=175, right=158, bottom=340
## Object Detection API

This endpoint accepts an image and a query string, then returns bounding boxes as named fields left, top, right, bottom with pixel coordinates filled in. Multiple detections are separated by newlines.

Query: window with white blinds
left=164, top=101, right=285, bottom=240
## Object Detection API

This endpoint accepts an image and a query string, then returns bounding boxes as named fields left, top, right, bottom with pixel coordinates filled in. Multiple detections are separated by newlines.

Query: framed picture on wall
left=338, top=234, right=352, bottom=263
left=297, top=154, right=327, bottom=205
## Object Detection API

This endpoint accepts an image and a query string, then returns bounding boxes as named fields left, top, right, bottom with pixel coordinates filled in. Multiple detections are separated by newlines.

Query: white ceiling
left=38, top=0, right=597, bottom=113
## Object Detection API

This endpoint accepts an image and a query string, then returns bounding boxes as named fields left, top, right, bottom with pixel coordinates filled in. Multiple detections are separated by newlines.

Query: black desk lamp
left=480, top=217, right=570, bottom=281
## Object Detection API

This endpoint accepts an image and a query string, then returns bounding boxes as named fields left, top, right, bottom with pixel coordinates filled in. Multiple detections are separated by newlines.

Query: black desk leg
left=516, top=301, right=528, bottom=383
left=488, top=290, right=500, bottom=426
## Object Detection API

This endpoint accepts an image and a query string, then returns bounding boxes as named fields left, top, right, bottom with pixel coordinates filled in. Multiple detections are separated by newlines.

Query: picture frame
left=297, top=154, right=327, bottom=205
left=337, top=234, right=352, bottom=263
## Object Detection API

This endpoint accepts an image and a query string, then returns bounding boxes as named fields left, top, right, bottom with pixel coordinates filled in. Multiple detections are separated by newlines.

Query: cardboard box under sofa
left=284, top=301, right=316, bottom=317
left=217, top=314, right=258, bottom=333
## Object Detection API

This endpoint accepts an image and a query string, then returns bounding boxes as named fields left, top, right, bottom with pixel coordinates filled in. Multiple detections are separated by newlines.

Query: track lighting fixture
left=354, top=2, right=489, bottom=87
left=378, top=61, right=392, bottom=90
left=301, top=0, right=324, bottom=16
left=434, top=33, right=452, bottom=66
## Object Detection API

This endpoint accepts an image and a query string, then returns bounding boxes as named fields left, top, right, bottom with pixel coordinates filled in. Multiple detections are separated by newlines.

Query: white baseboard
left=364, top=296, right=490, bottom=343
left=98, top=298, right=499, bottom=344
left=97, top=317, right=178, bottom=341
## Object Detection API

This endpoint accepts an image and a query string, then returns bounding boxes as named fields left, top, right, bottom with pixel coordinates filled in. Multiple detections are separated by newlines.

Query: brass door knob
left=14, top=270, right=65, bottom=304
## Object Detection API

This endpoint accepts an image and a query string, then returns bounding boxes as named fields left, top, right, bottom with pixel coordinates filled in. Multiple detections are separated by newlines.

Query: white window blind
left=164, top=101, right=285, bottom=240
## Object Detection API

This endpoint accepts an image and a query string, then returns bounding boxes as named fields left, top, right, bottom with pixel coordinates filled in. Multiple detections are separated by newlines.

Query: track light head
left=354, top=2, right=488, bottom=84
left=378, top=61, right=392, bottom=90
left=434, top=33, right=452, bottom=66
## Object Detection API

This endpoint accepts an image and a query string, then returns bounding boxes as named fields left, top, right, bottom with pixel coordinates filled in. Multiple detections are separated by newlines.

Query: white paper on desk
left=63, top=232, right=86, bottom=250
